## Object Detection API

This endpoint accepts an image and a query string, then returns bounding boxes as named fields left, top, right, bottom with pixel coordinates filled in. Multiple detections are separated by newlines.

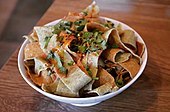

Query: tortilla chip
left=24, top=42, right=45, bottom=60
left=83, top=1, right=99, bottom=18
left=46, top=34, right=59, bottom=51
left=58, top=50, right=92, bottom=92
left=88, top=82, right=113, bottom=96
left=104, top=48, right=131, bottom=63
left=119, top=58, right=140, bottom=78
left=136, top=41, right=145, bottom=57
left=105, top=29, right=142, bottom=64
left=24, top=59, right=56, bottom=86
left=64, top=12, right=83, bottom=22
left=34, top=57, right=49, bottom=75
left=34, top=26, right=54, bottom=54
left=121, top=30, right=137, bottom=52
left=54, top=79, right=79, bottom=97
left=82, top=52, right=99, bottom=78
left=116, top=24, right=124, bottom=35
left=93, top=67, right=116, bottom=88
left=85, top=22, right=108, bottom=32
left=42, top=78, right=59, bottom=93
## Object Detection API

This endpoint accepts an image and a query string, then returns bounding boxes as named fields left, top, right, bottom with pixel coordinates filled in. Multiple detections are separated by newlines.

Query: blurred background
left=0, top=0, right=53, bottom=68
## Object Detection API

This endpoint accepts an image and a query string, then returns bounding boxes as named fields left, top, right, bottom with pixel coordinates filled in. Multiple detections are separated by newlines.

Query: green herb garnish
left=77, top=25, right=85, bottom=31
left=58, top=66, right=68, bottom=74
left=44, top=36, right=52, bottom=49
left=83, top=32, right=93, bottom=38
left=116, top=75, right=124, bottom=87
left=67, top=61, right=74, bottom=66
left=64, top=21, right=72, bottom=26
left=93, top=77, right=99, bottom=80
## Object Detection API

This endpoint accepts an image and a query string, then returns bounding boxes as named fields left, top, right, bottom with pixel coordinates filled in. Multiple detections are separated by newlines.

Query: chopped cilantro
left=67, top=61, right=74, bottom=66
left=83, top=32, right=93, bottom=38
left=78, top=46, right=87, bottom=53
left=116, top=75, right=124, bottom=87
left=58, top=66, right=68, bottom=74
left=44, top=36, right=52, bottom=49
left=93, top=77, right=99, bottom=80
left=64, top=21, right=72, bottom=26
left=77, top=25, right=85, bottom=31
left=85, top=65, right=92, bottom=76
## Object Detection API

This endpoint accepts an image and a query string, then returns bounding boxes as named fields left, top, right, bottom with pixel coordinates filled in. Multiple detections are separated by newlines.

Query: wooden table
left=0, top=0, right=170, bottom=111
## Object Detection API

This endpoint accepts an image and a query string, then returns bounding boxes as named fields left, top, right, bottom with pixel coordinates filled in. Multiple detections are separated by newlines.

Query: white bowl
left=18, top=17, right=148, bottom=107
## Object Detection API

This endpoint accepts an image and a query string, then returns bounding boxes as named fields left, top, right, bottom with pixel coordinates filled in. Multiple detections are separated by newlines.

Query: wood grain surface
left=0, top=0, right=170, bottom=111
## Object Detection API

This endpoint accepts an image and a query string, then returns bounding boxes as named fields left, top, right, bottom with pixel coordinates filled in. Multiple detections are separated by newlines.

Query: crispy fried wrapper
left=84, top=22, right=108, bottom=32
left=121, top=30, right=137, bottom=52
left=59, top=50, right=92, bottom=93
left=24, top=59, right=56, bottom=86
left=83, top=1, right=99, bottom=18
left=104, top=48, right=131, bottom=63
left=105, top=29, right=142, bottom=64
left=136, top=41, right=145, bottom=57
left=54, top=79, right=79, bottom=97
left=34, top=26, right=55, bottom=54
left=34, top=57, right=49, bottom=75
left=42, top=76, right=78, bottom=97
left=87, top=68, right=118, bottom=96
left=24, top=42, right=45, bottom=60
left=119, top=58, right=140, bottom=78
left=93, top=67, right=116, bottom=88
left=88, top=82, right=113, bottom=96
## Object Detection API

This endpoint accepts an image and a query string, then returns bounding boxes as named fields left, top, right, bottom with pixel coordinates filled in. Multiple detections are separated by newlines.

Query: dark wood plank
left=0, top=0, right=170, bottom=111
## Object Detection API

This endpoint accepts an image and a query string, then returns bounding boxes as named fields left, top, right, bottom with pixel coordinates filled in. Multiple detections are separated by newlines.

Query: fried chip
left=136, top=41, right=145, bottom=57
left=83, top=1, right=99, bottom=18
left=121, top=30, right=137, bottom=52
left=58, top=50, right=92, bottom=92
left=93, top=67, right=116, bottom=88
left=105, top=29, right=142, bottom=64
left=24, top=42, right=45, bottom=60
left=119, top=58, right=140, bottom=78
left=54, top=79, right=79, bottom=97
left=104, top=48, right=131, bottom=63
left=88, top=82, right=113, bottom=96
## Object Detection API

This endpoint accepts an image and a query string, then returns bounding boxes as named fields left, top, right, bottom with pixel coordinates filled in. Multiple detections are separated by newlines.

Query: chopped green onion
left=78, top=46, right=87, bottom=53
left=58, top=66, right=68, bottom=74
left=83, top=32, right=93, bottom=38
left=77, top=25, right=85, bottom=31
left=44, top=36, right=52, bottom=49
left=93, top=77, right=99, bottom=80
left=116, top=75, right=124, bottom=87
left=67, top=61, right=74, bottom=66
left=64, top=21, right=72, bottom=26
left=93, top=32, right=98, bottom=38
